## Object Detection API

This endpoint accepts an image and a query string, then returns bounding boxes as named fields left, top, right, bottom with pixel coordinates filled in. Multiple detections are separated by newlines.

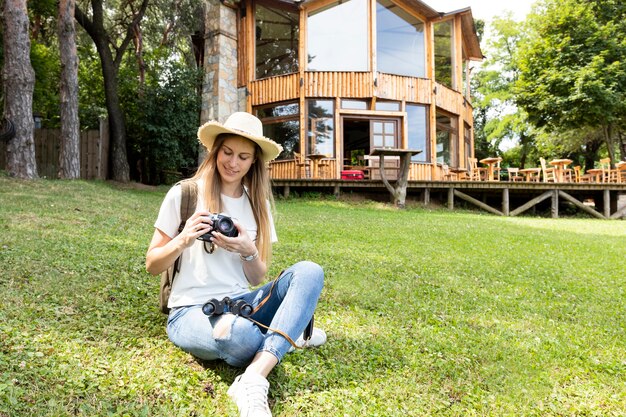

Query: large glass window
left=307, top=0, right=368, bottom=71
left=376, top=0, right=425, bottom=77
left=307, top=100, right=334, bottom=157
left=436, top=111, right=458, bottom=165
left=255, top=4, right=299, bottom=79
left=434, top=20, right=454, bottom=89
left=256, top=103, right=300, bottom=160
left=464, top=122, right=472, bottom=168
left=407, top=104, right=428, bottom=162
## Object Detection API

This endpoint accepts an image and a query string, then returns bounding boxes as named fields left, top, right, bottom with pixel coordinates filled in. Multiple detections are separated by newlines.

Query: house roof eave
left=440, top=7, right=483, bottom=61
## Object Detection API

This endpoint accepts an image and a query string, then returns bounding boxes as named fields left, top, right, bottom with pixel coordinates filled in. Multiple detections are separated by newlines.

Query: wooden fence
left=0, top=125, right=108, bottom=180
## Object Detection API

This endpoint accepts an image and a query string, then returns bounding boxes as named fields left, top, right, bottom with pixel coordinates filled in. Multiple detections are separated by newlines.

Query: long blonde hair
left=192, top=134, right=275, bottom=265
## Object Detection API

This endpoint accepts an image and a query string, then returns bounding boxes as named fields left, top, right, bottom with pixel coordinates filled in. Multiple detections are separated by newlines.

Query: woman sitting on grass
left=145, top=112, right=326, bottom=417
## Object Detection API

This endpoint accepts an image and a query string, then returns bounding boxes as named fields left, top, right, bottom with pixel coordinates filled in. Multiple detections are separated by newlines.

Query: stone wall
left=202, top=0, right=240, bottom=124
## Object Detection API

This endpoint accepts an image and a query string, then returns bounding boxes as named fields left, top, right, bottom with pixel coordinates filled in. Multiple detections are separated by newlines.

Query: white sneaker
left=227, top=372, right=272, bottom=417
left=289, top=327, right=327, bottom=352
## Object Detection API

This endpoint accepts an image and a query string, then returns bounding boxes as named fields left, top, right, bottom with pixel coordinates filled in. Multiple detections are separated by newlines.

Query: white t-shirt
left=154, top=182, right=278, bottom=308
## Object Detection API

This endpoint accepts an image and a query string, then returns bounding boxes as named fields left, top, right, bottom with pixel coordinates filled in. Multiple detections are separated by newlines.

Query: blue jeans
left=166, top=261, right=324, bottom=367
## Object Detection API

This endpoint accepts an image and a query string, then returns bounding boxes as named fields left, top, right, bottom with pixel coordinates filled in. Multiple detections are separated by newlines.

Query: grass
left=1, top=174, right=625, bottom=416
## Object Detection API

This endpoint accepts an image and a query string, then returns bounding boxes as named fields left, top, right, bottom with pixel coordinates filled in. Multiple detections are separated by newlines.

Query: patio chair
left=539, top=158, right=557, bottom=182
left=507, top=167, right=523, bottom=182
left=441, top=164, right=455, bottom=181
left=293, top=152, right=311, bottom=179
left=468, top=157, right=487, bottom=181
left=599, top=158, right=618, bottom=183
left=617, top=162, right=626, bottom=183
left=573, top=165, right=592, bottom=183
left=562, top=166, right=573, bottom=182
left=316, top=158, right=331, bottom=179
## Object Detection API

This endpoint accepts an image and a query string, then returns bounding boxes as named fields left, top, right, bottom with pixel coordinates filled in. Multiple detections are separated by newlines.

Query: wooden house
left=201, top=0, right=483, bottom=181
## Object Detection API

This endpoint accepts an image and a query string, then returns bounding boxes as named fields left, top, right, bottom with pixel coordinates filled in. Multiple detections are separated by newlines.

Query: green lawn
left=1, top=175, right=625, bottom=416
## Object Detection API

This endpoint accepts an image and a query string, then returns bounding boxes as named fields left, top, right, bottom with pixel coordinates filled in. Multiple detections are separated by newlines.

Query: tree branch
left=74, top=4, right=95, bottom=38
left=114, top=0, right=150, bottom=69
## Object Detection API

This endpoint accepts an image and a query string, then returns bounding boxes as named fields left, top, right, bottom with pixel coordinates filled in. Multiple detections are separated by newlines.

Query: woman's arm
left=145, top=211, right=212, bottom=275
left=240, top=247, right=268, bottom=286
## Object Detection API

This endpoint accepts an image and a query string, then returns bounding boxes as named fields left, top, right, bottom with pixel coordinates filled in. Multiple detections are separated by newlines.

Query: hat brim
left=198, top=121, right=283, bottom=163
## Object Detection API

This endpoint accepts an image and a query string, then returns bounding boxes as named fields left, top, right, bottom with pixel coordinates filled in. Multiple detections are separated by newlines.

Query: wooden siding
left=376, top=74, right=432, bottom=103
left=248, top=72, right=474, bottom=181
left=250, top=72, right=437, bottom=106
left=304, top=72, right=374, bottom=98
left=434, top=82, right=462, bottom=115
left=249, top=73, right=300, bottom=106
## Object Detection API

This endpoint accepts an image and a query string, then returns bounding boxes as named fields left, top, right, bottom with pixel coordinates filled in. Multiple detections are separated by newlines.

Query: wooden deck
left=271, top=179, right=626, bottom=219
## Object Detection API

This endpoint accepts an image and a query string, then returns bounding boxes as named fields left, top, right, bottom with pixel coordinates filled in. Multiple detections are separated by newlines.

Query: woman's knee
left=292, top=260, right=324, bottom=292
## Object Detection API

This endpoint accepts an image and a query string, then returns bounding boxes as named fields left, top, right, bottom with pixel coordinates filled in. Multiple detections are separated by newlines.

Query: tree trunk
left=99, top=47, right=130, bottom=182
left=74, top=0, right=150, bottom=183
left=618, top=129, right=626, bottom=161
left=584, top=138, right=601, bottom=170
left=58, top=0, right=81, bottom=179
left=2, top=0, right=37, bottom=179
left=519, top=131, right=530, bottom=169
left=604, top=124, right=616, bottom=167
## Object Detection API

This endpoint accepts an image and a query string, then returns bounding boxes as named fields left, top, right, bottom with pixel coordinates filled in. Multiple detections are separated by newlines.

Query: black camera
left=202, top=297, right=253, bottom=318
left=198, top=214, right=239, bottom=241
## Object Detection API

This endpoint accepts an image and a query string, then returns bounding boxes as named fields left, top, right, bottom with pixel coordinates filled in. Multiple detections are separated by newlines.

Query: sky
left=431, top=0, right=535, bottom=23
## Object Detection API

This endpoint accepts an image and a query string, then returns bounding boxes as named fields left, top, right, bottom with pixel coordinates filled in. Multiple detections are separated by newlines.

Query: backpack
left=159, top=179, right=198, bottom=314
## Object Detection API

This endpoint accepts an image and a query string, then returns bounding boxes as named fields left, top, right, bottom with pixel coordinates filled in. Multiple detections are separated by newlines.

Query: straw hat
left=197, top=112, right=283, bottom=162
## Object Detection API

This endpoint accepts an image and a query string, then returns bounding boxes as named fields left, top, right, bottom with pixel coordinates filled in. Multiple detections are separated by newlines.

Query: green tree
left=472, top=13, right=538, bottom=168
left=123, top=60, right=201, bottom=184
left=75, top=0, right=150, bottom=182
left=516, top=0, right=626, bottom=164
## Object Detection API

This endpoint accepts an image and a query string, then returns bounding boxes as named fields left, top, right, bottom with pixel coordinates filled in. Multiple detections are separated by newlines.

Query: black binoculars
left=202, top=297, right=253, bottom=318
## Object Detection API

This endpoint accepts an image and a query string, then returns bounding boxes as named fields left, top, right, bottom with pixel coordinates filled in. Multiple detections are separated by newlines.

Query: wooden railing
left=270, top=159, right=435, bottom=181
left=269, top=159, right=299, bottom=179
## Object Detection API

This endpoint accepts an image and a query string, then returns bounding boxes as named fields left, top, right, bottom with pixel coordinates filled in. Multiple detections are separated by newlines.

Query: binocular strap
left=245, top=271, right=312, bottom=350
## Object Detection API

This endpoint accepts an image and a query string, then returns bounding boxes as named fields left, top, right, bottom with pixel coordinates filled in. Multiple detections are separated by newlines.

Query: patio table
left=479, top=157, right=502, bottom=181
left=449, top=167, right=469, bottom=180
left=369, top=148, right=422, bottom=208
left=586, top=168, right=603, bottom=183
left=306, top=154, right=328, bottom=179
left=519, top=168, right=541, bottom=182
left=549, top=158, right=573, bottom=182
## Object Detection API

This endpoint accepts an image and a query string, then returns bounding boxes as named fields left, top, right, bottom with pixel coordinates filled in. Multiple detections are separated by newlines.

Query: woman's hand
left=209, top=219, right=257, bottom=257
left=211, top=219, right=266, bottom=285
left=178, top=210, right=214, bottom=248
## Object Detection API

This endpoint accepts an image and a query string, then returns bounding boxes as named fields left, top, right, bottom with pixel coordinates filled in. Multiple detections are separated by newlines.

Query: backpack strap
left=173, top=179, right=198, bottom=275
left=178, top=180, right=198, bottom=232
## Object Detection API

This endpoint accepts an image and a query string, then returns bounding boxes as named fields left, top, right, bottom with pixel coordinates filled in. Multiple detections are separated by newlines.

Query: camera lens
left=215, top=216, right=238, bottom=237
left=217, top=217, right=233, bottom=232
